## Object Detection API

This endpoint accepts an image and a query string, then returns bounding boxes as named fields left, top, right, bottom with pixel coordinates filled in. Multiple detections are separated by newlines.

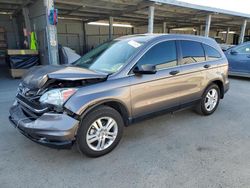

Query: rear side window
left=203, top=44, right=221, bottom=60
left=179, top=40, right=205, bottom=65
left=136, top=41, right=177, bottom=70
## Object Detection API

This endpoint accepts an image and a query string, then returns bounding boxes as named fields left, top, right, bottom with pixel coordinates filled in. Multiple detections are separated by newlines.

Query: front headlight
left=39, top=88, right=78, bottom=107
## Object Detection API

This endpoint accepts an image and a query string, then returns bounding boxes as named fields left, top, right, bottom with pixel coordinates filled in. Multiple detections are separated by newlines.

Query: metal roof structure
left=53, top=0, right=249, bottom=32
left=154, top=0, right=250, bottom=19
left=0, top=0, right=249, bottom=32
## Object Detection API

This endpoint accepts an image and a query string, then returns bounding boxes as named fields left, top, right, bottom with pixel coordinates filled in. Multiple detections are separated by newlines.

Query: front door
left=228, top=43, right=250, bottom=73
left=130, top=40, right=184, bottom=118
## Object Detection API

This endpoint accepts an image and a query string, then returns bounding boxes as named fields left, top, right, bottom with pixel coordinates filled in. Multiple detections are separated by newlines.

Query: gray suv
left=9, top=34, right=229, bottom=157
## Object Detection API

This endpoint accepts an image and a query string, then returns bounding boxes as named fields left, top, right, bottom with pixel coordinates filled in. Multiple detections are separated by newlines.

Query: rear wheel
left=76, top=106, right=124, bottom=157
left=196, top=84, right=220, bottom=115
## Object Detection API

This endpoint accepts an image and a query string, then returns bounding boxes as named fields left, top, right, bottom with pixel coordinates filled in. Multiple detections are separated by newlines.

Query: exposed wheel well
left=212, top=80, right=224, bottom=98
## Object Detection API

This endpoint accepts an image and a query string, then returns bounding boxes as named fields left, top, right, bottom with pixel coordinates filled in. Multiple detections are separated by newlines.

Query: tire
left=76, top=105, right=124, bottom=157
left=195, top=84, right=220, bottom=115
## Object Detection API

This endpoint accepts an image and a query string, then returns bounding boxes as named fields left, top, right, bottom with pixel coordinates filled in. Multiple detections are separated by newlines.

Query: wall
left=57, top=19, right=134, bottom=54
left=57, top=19, right=85, bottom=54
left=15, top=12, right=25, bottom=48
left=85, top=24, right=133, bottom=51
left=0, top=15, right=19, bottom=49
left=57, top=18, right=241, bottom=57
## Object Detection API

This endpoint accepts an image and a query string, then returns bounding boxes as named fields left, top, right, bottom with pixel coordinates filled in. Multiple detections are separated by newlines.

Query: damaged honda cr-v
left=9, top=34, right=229, bottom=157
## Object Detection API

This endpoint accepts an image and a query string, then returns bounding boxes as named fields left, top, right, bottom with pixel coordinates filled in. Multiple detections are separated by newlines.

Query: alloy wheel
left=86, top=117, right=118, bottom=151
left=205, top=88, right=218, bottom=112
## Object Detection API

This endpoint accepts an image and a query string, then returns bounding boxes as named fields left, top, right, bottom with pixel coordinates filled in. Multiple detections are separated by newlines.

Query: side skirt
left=229, top=71, right=250, bottom=78
left=128, top=99, right=201, bottom=125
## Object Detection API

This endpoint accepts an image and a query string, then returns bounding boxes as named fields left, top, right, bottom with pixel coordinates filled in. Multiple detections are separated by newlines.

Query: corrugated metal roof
left=152, top=0, right=250, bottom=18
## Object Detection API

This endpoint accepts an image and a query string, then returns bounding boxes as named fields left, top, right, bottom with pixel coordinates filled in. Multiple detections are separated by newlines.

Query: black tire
left=195, top=84, right=220, bottom=116
left=76, top=105, right=124, bottom=157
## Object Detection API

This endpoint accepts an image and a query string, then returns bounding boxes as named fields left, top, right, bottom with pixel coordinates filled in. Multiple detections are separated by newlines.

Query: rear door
left=176, top=40, right=207, bottom=105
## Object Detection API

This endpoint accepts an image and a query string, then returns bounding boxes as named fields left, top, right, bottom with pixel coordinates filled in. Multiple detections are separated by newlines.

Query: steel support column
left=82, top=21, right=87, bottom=54
left=148, top=6, right=155, bottom=34
left=109, top=16, right=113, bottom=40
left=131, top=27, right=135, bottom=34
left=225, top=27, right=230, bottom=44
left=22, top=7, right=31, bottom=47
left=12, top=17, right=20, bottom=48
left=239, top=19, right=247, bottom=44
left=44, top=0, right=59, bottom=65
left=204, top=14, right=211, bottom=37
left=199, top=25, right=203, bottom=35
left=162, top=22, right=166, bottom=33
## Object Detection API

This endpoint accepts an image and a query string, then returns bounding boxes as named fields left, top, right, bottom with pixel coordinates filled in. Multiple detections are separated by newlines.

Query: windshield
left=73, top=39, right=144, bottom=73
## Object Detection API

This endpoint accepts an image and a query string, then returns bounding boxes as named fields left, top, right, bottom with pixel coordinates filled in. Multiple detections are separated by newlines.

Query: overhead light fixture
left=88, top=22, right=133, bottom=28
left=172, top=27, right=197, bottom=31
left=219, top=31, right=236, bottom=34
left=58, top=16, right=83, bottom=21
left=0, top=11, right=12, bottom=15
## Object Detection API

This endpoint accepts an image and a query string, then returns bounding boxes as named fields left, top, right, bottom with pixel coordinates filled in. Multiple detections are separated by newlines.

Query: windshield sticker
left=128, top=40, right=142, bottom=48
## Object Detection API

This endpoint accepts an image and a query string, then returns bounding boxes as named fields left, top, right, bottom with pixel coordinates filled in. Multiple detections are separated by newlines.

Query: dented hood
left=22, top=65, right=108, bottom=89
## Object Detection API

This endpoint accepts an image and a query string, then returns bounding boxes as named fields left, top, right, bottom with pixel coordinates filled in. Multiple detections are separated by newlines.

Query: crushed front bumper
left=9, top=104, right=79, bottom=149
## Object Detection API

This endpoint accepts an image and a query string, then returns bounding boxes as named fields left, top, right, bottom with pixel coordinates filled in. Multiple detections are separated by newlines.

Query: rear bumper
left=9, top=104, right=79, bottom=149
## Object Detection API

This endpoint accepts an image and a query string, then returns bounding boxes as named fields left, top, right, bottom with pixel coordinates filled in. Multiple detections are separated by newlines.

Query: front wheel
left=196, top=84, right=220, bottom=115
left=76, top=106, right=124, bottom=157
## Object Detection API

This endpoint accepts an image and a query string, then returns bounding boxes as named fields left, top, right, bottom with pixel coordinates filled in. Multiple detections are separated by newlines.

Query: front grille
left=16, top=94, right=48, bottom=115
left=18, top=83, right=39, bottom=98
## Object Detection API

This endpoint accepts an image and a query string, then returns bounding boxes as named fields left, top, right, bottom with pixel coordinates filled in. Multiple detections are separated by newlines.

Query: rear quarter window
left=203, top=44, right=221, bottom=61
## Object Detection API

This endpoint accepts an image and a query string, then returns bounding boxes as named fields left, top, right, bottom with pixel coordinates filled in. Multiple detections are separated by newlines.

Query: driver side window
left=237, top=44, right=250, bottom=54
left=136, top=41, right=177, bottom=70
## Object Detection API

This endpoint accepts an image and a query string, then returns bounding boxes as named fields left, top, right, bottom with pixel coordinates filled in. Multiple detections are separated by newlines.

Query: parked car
left=9, top=34, right=229, bottom=157
left=219, top=43, right=235, bottom=51
left=225, top=42, right=250, bottom=77
left=213, top=36, right=234, bottom=51
left=244, top=35, right=250, bottom=42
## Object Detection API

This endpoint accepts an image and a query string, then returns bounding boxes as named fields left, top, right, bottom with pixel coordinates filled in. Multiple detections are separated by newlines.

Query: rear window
left=179, top=40, right=205, bottom=65
left=203, top=44, right=221, bottom=60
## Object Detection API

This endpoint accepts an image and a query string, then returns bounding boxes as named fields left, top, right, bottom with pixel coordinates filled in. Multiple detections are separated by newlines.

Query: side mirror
left=230, top=49, right=238, bottom=55
left=133, top=64, right=157, bottom=75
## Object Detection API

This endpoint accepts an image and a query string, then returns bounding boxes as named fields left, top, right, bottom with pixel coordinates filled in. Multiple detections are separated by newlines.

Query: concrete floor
left=0, top=69, right=250, bottom=187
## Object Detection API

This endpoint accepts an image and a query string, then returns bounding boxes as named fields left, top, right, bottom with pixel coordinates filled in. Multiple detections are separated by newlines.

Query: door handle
left=204, top=64, right=211, bottom=68
left=169, top=70, right=180, bottom=75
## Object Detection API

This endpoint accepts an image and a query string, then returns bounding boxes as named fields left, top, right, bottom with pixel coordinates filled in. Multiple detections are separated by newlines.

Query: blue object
left=48, top=9, right=58, bottom=25
left=9, top=55, right=39, bottom=69
left=225, top=42, right=250, bottom=77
